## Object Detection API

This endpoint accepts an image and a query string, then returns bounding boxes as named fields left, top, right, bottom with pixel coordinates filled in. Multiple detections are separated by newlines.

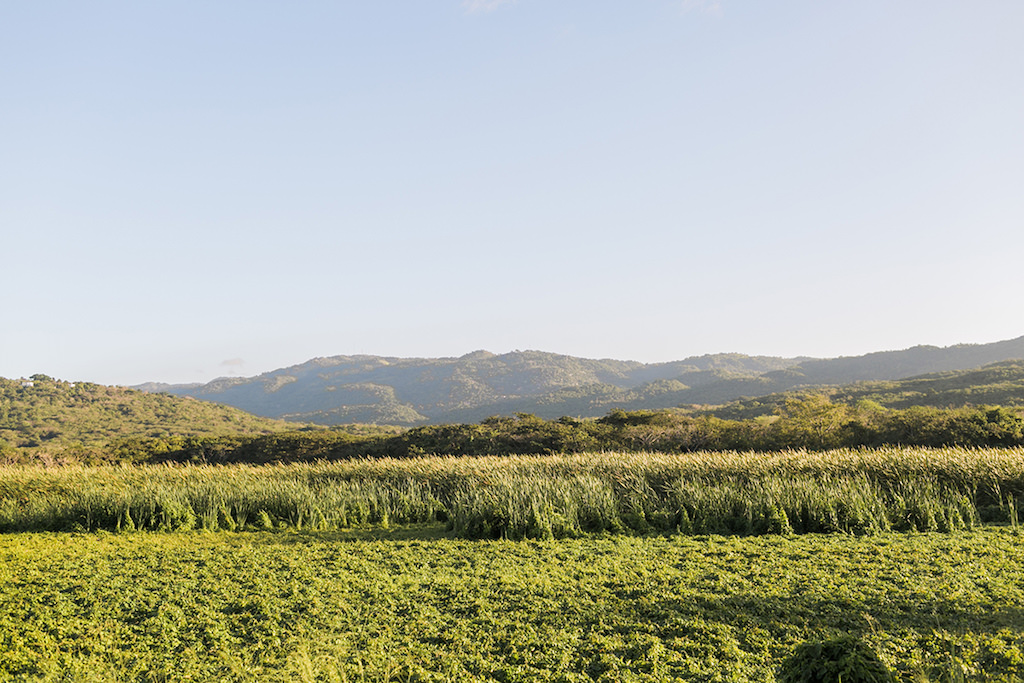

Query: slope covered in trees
left=4, top=374, right=1024, bottom=465
left=708, top=360, right=1024, bottom=419
left=146, top=337, right=1024, bottom=426
left=143, top=350, right=800, bottom=425
left=0, top=375, right=294, bottom=463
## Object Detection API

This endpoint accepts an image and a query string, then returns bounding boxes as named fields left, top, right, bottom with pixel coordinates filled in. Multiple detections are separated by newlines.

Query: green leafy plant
left=778, top=635, right=894, bottom=683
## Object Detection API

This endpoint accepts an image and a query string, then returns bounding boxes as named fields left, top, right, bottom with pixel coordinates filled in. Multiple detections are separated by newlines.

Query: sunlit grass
left=1, top=447, right=1022, bottom=538
left=0, top=529, right=1022, bottom=681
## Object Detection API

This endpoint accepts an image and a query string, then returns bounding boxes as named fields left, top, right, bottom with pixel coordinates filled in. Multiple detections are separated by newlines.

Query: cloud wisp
left=220, top=358, right=245, bottom=375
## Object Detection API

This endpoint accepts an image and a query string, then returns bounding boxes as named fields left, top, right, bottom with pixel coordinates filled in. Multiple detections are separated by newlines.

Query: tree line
left=82, top=397, right=1024, bottom=465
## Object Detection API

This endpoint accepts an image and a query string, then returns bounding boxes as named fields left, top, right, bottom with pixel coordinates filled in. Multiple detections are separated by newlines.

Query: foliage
left=65, top=402, right=1023, bottom=467
left=0, top=376, right=292, bottom=463
left=2, top=448, right=1024, bottom=537
left=0, top=529, right=1023, bottom=680
left=7, top=370, right=1024, bottom=466
left=710, top=360, right=1024, bottom=420
left=778, top=635, right=894, bottom=683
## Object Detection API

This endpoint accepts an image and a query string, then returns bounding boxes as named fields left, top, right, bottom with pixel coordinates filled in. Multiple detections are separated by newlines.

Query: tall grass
left=1, top=447, right=1022, bottom=538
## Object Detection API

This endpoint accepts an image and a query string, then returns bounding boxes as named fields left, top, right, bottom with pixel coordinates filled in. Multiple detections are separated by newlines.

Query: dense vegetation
left=147, top=350, right=800, bottom=425
left=1, top=529, right=1022, bottom=681
left=5, top=372, right=1024, bottom=466
left=150, top=338, right=1024, bottom=425
left=0, top=375, right=296, bottom=463
left=711, top=360, right=1024, bottom=419
left=78, top=400, right=1024, bottom=466
left=7, top=356, right=1024, bottom=465
left=3, top=448, right=1022, bottom=538
left=6, top=358, right=1024, bottom=682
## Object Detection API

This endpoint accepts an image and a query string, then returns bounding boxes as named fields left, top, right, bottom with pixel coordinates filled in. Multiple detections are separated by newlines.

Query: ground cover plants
left=1, top=447, right=1022, bottom=538
left=1, top=528, right=1022, bottom=681
left=3, top=448, right=1023, bottom=681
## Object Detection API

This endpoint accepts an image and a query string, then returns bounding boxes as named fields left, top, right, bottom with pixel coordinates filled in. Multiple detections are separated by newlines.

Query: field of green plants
left=2, top=448, right=1024, bottom=681
left=1, top=528, right=1023, bottom=681
left=2, top=448, right=1023, bottom=538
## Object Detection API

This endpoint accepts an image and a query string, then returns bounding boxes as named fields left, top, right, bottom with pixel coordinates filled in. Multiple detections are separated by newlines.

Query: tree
left=774, top=395, right=852, bottom=449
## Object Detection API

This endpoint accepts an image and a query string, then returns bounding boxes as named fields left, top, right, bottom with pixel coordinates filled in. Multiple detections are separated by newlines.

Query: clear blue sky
left=3, top=1, right=1023, bottom=386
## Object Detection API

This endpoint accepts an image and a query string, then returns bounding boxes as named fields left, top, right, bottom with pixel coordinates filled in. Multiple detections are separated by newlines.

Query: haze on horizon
left=3, top=2, right=1023, bottom=387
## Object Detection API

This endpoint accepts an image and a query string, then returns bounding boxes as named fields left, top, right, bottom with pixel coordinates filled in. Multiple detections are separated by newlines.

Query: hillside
left=707, top=359, right=1024, bottom=419
left=0, top=375, right=294, bottom=459
left=146, top=337, right=1024, bottom=425
left=146, top=351, right=802, bottom=425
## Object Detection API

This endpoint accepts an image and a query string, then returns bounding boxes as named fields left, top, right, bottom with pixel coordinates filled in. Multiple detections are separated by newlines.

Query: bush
left=777, top=635, right=894, bottom=683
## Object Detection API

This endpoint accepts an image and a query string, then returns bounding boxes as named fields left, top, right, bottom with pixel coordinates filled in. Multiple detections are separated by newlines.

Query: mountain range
left=140, top=336, right=1024, bottom=426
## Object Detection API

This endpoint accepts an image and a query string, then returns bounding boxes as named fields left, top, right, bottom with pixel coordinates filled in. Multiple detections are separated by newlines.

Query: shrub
left=777, top=635, right=894, bottom=683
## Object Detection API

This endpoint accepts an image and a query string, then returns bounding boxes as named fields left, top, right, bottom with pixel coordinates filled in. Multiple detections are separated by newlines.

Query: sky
left=3, top=1, right=1023, bottom=386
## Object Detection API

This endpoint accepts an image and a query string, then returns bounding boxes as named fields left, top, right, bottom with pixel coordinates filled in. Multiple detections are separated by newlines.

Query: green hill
left=146, top=350, right=803, bottom=425
left=146, top=338, right=1024, bottom=425
left=706, top=359, right=1024, bottom=419
left=0, top=375, right=294, bottom=461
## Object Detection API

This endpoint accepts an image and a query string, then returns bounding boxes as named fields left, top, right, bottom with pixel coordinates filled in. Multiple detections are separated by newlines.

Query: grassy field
left=2, top=448, right=1023, bottom=538
left=0, top=528, right=1022, bottom=681
left=2, top=448, right=1023, bottom=681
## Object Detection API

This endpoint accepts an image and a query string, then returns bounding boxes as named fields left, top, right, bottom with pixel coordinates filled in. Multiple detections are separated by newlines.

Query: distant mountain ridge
left=143, top=337, right=1024, bottom=425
